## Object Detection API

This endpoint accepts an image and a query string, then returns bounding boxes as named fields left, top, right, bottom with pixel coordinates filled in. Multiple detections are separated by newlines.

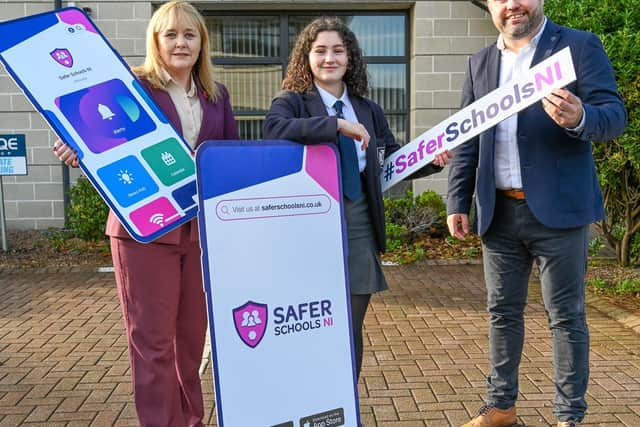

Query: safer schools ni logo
left=232, top=299, right=335, bottom=349
left=233, top=301, right=268, bottom=348
left=50, top=48, right=73, bottom=68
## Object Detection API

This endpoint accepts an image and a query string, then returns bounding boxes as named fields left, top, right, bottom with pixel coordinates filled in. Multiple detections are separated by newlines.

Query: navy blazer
left=447, top=19, right=627, bottom=235
left=263, top=88, right=441, bottom=252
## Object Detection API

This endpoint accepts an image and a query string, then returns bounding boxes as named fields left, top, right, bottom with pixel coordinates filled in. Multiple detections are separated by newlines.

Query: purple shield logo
left=233, top=301, right=268, bottom=348
left=50, top=48, right=73, bottom=68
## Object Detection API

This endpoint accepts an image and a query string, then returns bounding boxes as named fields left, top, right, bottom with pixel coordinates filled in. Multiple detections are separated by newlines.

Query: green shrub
left=67, top=176, right=109, bottom=241
left=415, top=190, right=447, bottom=224
left=385, top=222, right=407, bottom=253
left=545, top=0, right=640, bottom=266
left=616, top=278, right=640, bottom=295
left=382, top=190, right=447, bottom=263
left=464, top=246, right=481, bottom=258
left=384, top=190, right=446, bottom=242
left=45, top=228, right=74, bottom=251
left=382, top=190, right=482, bottom=263
left=587, top=276, right=640, bottom=296
left=588, top=236, right=605, bottom=258
left=630, top=233, right=640, bottom=266
left=587, top=278, right=610, bottom=294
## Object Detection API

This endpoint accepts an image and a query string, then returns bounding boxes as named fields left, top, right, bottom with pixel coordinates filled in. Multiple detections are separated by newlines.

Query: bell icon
left=98, top=103, right=116, bottom=120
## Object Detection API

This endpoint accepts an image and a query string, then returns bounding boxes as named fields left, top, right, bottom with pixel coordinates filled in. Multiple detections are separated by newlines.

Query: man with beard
left=446, top=1, right=627, bottom=426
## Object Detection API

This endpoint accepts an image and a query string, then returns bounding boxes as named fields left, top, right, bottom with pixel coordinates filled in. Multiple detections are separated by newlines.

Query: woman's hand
left=52, top=140, right=79, bottom=168
left=433, top=149, right=453, bottom=167
left=337, top=118, right=370, bottom=151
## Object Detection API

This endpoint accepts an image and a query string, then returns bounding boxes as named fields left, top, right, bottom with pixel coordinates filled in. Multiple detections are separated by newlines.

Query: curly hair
left=282, top=16, right=368, bottom=97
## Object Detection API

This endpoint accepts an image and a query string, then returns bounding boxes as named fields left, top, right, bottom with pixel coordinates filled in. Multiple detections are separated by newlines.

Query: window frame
left=204, top=10, right=410, bottom=142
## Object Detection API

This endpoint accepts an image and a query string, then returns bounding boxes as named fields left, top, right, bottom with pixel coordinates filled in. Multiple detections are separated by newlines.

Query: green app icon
left=141, top=138, right=195, bottom=186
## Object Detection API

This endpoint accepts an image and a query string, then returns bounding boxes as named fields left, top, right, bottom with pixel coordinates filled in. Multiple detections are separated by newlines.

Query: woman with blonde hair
left=53, top=2, right=238, bottom=425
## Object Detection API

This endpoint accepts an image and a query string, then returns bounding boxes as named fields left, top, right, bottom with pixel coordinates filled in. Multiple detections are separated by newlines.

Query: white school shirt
left=315, top=84, right=366, bottom=172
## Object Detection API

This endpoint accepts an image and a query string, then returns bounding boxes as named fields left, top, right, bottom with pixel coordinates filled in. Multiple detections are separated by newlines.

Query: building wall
left=0, top=0, right=495, bottom=230
left=411, top=1, right=494, bottom=196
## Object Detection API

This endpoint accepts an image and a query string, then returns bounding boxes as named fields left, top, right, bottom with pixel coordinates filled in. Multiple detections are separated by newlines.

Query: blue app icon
left=97, top=156, right=159, bottom=207
left=172, top=180, right=197, bottom=211
left=56, top=79, right=156, bottom=153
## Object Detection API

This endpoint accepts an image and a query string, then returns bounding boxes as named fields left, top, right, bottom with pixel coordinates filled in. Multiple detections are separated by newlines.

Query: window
left=206, top=13, right=409, bottom=143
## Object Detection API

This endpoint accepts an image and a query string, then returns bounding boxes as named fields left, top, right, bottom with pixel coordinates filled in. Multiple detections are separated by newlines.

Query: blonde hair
left=133, top=0, right=220, bottom=101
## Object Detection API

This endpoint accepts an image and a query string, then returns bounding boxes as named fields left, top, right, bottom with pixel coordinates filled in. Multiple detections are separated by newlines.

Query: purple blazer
left=105, top=79, right=239, bottom=244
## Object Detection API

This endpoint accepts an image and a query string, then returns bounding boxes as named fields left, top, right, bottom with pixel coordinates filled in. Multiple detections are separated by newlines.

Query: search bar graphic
left=215, top=194, right=331, bottom=221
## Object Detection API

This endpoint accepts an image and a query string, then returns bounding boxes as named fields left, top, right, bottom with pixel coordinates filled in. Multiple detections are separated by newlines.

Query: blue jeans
left=482, top=194, right=589, bottom=422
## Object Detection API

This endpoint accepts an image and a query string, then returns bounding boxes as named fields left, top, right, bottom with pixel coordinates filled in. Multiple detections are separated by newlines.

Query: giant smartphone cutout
left=196, top=140, right=360, bottom=427
left=0, top=8, right=197, bottom=242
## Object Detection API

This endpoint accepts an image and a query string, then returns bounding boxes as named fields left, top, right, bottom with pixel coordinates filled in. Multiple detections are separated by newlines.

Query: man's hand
left=542, top=88, right=584, bottom=129
left=447, top=213, right=469, bottom=240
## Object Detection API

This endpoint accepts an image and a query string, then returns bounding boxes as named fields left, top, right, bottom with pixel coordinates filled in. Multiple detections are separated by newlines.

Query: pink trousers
left=110, top=225, right=207, bottom=427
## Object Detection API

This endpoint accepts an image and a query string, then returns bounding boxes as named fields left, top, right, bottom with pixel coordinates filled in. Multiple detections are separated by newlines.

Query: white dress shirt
left=494, top=18, right=548, bottom=190
left=315, top=84, right=366, bottom=172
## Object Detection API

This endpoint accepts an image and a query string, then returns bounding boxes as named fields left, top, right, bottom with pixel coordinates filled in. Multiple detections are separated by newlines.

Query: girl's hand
left=433, top=149, right=453, bottom=167
left=337, top=118, right=370, bottom=151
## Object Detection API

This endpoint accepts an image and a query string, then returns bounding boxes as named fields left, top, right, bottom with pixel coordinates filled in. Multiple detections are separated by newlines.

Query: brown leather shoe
left=462, top=405, right=517, bottom=427
left=557, top=422, right=581, bottom=427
